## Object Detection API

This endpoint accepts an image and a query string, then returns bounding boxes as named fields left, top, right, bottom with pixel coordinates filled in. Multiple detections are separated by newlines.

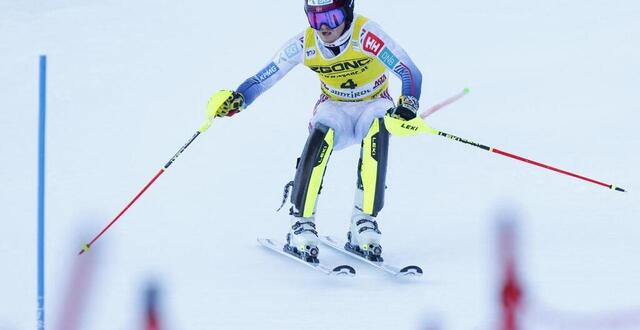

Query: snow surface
left=1, top=0, right=639, bottom=329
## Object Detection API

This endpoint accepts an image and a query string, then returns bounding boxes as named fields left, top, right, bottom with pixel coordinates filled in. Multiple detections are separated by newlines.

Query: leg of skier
left=286, top=97, right=392, bottom=263
left=287, top=99, right=355, bottom=262
left=348, top=97, right=393, bottom=261
left=287, top=123, right=334, bottom=263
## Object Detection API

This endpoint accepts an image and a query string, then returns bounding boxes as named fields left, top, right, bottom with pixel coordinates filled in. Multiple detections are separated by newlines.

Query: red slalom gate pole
left=420, top=88, right=470, bottom=119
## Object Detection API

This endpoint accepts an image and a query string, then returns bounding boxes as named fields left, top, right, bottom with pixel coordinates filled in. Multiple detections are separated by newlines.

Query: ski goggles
left=306, top=7, right=347, bottom=30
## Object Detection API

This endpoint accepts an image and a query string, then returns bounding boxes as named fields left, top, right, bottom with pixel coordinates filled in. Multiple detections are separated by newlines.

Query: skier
left=209, top=0, right=422, bottom=263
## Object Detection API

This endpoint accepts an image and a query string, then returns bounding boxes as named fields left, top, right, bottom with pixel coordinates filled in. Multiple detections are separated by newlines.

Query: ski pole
left=384, top=116, right=627, bottom=193
left=420, top=88, right=470, bottom=119
left=79, top=90, right=233, bottom=255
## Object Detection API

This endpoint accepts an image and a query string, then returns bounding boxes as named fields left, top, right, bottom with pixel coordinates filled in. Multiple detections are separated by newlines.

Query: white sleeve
left=359, top=21, right=423, bottom=100
left=236, top=32, right=305, bottom=106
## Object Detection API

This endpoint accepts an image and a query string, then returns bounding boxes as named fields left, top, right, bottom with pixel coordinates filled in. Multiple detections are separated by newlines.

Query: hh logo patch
left=379, top=48, right=400, bottom=69
left=363, top=32, right=384, bottom=55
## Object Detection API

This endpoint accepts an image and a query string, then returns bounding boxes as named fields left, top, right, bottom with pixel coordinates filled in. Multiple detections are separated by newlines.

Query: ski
left=257, top=238, right=356, bottom=277
left=318, top=235, right=423, bottom=277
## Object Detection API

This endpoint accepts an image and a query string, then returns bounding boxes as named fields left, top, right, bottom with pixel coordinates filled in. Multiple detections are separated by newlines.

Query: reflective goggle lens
left=306, top=8, right=346, bottom=30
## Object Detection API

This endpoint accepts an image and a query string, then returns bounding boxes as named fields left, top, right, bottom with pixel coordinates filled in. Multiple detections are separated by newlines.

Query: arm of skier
left=360, top=21, right=423, bottom=120
left=209, top=33, right=305, bottom=118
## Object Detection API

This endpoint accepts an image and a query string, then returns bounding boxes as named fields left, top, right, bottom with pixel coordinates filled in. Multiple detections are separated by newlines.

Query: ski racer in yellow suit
left=209, top=0, right=422, bottom=263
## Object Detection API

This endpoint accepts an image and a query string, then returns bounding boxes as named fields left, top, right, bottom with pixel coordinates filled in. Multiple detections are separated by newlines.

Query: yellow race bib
left=303, top=15, right=389, bottom=102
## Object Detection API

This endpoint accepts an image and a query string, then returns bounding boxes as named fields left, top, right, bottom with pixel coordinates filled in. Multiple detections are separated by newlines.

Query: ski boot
left=284, top=215, right=320, bottom=263
left=345, top=214, right=383, bottom=262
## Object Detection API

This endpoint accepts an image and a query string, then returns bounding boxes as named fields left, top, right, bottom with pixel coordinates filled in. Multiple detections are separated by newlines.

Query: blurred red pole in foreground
left=56, top=238, right=99, bottom=330
left=501, top=258, right=522, bottom=330
left=498, top=216, right=523, bottom=330
left=144, top=282, right=162, bottom=330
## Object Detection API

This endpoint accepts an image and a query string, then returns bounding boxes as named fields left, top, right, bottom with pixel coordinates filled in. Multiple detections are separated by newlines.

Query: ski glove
left=210, top=91, right=245, bottom=118
left=387, top=95, right=419, bottom=121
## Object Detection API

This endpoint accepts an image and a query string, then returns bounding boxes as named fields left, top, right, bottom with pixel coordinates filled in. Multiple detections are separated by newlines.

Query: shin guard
left=291, top=124, right=334, bottom=218
left=356, top=118, right=389, bottom=217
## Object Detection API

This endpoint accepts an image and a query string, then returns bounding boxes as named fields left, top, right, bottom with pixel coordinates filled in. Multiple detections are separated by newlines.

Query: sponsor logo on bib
left=309, top=58, right=372, bottom=75
left=306, top=49, right=317, bottom=58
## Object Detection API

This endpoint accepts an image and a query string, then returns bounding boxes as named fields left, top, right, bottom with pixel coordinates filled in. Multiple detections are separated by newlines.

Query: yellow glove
left=200, top=90, right=246, bottom=132
left=212, top=91, right=245, bottom=118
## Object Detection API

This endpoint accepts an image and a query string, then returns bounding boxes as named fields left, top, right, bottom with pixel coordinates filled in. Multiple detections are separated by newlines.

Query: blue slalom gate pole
left=37, top=55, right=46, bottom=330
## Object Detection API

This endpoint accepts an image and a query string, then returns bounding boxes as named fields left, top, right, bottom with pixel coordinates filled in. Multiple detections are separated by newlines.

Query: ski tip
left=463, top=87, right=470, bottom=94
left=398, top=265, right=423, bottom=277
left=332, top=265, right=356, bottom=277
left=257, top=237, right=275, bottom=247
